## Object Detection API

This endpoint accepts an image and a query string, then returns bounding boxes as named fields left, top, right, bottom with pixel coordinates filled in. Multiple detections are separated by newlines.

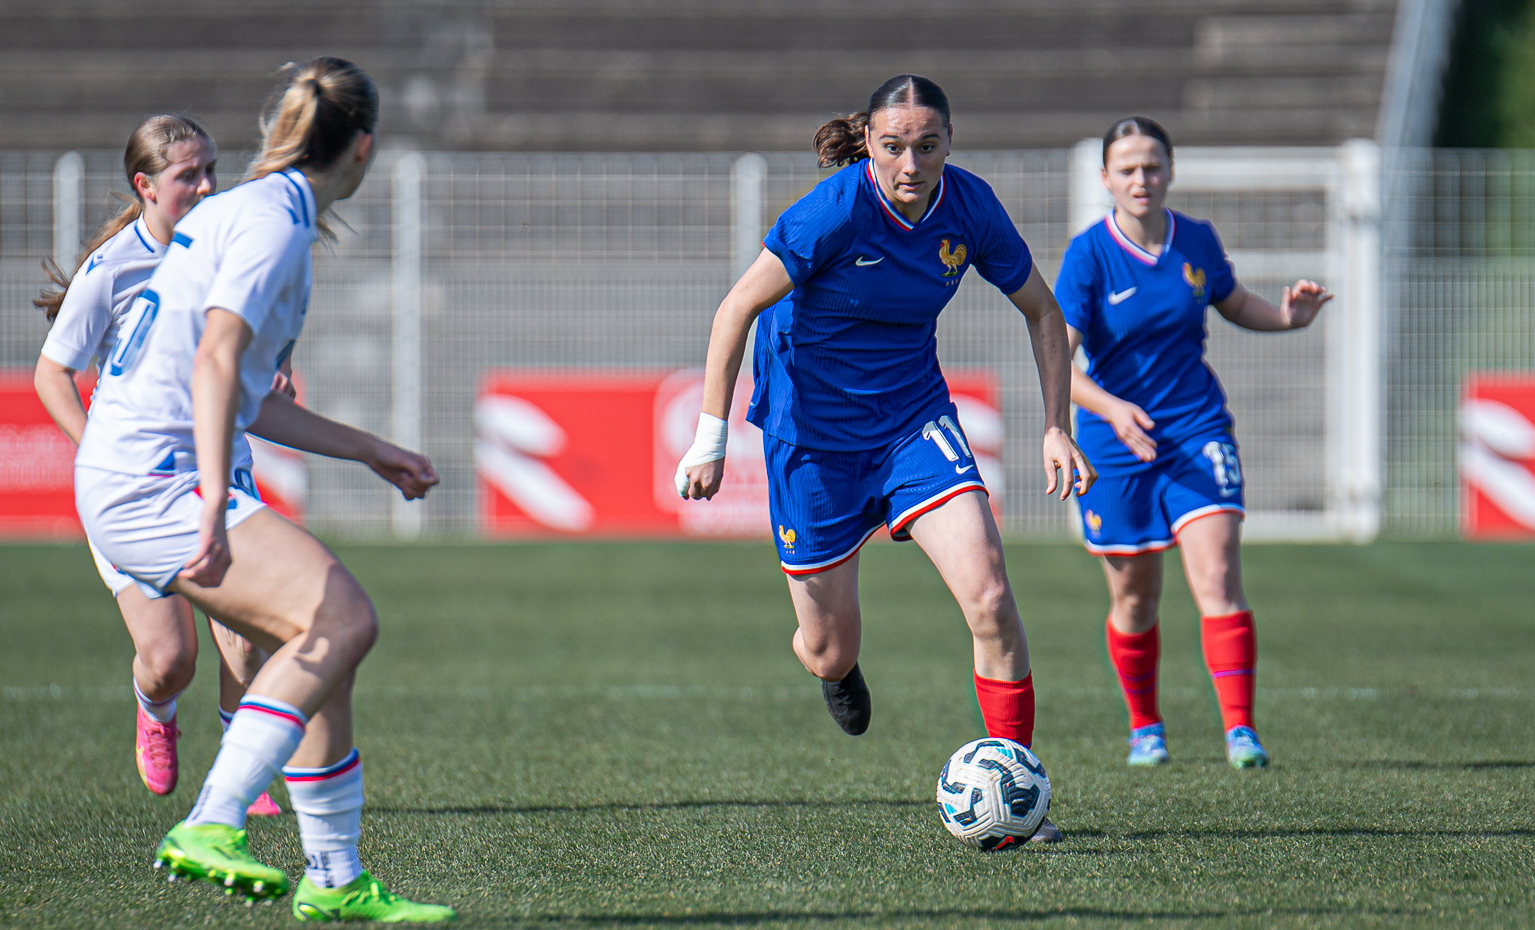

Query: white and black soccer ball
left=935, top=737, right=1051, bottom=850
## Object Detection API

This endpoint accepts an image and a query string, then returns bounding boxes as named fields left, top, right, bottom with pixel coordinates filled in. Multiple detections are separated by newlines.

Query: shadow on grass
left=512, top=905, right=1417, bottom=925
left=371, top=798, right=929, bottom=816
left=1116, top=827, right=1535, bottom=840
left=1350, top=760, right=1535, bottom=770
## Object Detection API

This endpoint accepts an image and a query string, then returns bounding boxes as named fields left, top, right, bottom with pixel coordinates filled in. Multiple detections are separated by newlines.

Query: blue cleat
left=1127, top=722, right=1170, bottom=766
left=1225, top=726, right=1269, bottom=768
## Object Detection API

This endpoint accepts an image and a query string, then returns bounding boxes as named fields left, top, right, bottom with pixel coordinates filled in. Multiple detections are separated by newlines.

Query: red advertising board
left=0, top=368, right=304, bottom=538
left=0, top=372, right=86, bottom=537
left=1461, top=372, right=1535, bottom=539
left=477, top=369, right=1002, bottom=538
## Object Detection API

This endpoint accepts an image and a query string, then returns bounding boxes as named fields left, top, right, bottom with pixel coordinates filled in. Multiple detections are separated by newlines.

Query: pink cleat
left=246, top=792, right=283, bottom=817
left=134, top=705, right=180, bottom=796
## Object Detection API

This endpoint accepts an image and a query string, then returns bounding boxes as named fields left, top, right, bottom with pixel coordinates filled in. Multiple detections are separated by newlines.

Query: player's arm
left=677, top=248, right=794, bottom=501
left=247, top=390, right=437, bottom=501
left=181, top=308, right=248, bottom=587
left=1065, top=327, right=1158, bottom=464
left=1213, top=279, right=1333, bottom=332
left=33, top=357, right=87, bottom=444
left=1006, top=267, right=1095, bottom=499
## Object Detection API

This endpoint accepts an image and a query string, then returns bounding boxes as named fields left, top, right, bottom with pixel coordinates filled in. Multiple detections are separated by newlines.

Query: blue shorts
left=1076, top=434, right=1245, bottom=556
left=765, top=404, right=988, bottom=575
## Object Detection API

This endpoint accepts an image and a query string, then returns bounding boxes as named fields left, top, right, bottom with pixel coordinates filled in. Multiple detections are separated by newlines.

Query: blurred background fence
left=0, top=144, right=1530, bottom=540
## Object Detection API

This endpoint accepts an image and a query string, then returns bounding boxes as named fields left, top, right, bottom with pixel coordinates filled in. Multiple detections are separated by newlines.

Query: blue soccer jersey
left=1054, top=209, right=1238, bottom=475
left=748, top=161, right=1034, bottom=451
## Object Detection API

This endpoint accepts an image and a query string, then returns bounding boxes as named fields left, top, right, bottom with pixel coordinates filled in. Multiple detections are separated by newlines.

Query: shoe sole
left=154, top=847, right=288, bottom=903
left=1127, top=756, right=1170, bottom=766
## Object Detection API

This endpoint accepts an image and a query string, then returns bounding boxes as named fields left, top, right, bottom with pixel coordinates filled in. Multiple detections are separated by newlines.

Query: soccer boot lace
left=247, top=792, right=283, bottom=817
left=1127, top=722, right=1170, bottom=766
left=154, top=821, right=290, bottom=902
left=820, top=662, right=871, bottom=736
left=135, top=706, right=180, bottom=796
left=292, top=872, right=456, bottom=923
left=1225, top=725, right=1270, bottom=769
left=1029, top=817, right=1064, bottom=844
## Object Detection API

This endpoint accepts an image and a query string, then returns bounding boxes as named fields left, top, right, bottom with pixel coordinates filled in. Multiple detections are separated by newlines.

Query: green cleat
left=154, top=821, right=290, bottom=902
left=292, top=872, right=455, bottom=923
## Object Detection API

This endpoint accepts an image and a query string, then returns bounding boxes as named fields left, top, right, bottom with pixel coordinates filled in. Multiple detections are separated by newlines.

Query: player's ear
left=133, top=171, right=157, bottom=204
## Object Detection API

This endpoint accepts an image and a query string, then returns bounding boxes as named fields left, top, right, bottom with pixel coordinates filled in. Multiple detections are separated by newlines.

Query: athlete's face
left=1102, top=135, right=1171, bottom=221
left=864, top=105, right=951, bottom=217
left=137, top=137, right=217, bottom=225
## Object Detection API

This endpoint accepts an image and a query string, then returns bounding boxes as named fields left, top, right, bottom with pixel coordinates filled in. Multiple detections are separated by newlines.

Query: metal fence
left=1, top=146, right=1528, bottom=539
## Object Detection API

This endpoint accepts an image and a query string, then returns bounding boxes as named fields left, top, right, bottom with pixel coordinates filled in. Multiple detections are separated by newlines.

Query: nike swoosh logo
left=854, top=256, right=884, bottom=266
left=1107, top=287, right=1137, bottom=305
left=955, top=464, right=975, bottom=474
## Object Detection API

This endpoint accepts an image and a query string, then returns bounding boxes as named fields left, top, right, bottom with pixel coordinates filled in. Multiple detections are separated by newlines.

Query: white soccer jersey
left=40, top=216, right=165, bottom=375
left=76, top=169, right=316, bottom=476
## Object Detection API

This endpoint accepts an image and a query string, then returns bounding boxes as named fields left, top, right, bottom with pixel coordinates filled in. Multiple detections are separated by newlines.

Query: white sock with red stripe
left=284, top=749, right=364, bottom=888
left=218, top=707, right=234, bottom=732
left=185, top=696, right=307, bottom=829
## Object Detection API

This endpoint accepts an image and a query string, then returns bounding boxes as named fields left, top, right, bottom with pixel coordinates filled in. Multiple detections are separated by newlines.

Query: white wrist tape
left=674, top=413, right=729, bottom=497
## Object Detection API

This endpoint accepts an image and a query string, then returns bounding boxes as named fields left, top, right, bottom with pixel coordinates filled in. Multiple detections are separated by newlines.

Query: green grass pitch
left=1, top=539, right=1532, bottom=928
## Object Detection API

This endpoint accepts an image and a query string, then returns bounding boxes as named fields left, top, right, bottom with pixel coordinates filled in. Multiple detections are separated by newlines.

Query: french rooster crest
left=939, top=238, right=967, bottom=277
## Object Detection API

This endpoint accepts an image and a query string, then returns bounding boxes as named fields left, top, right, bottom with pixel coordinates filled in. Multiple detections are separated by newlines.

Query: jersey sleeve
left=968, top=184, right=1034, bottom=295
left=202, top=220, right=303, bottom=334
left=1202, top=221, right=1237, bottom=305
left=1053, top=234, right=1098, bottom=334
left=762, top=183, right=856, bottom=285
left=40, top=262, right=116, bottom=370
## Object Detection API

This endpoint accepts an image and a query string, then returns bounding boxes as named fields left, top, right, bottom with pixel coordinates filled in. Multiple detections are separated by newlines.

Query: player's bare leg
left=908, top=490, right=1059, bottom=842
left=786, top=557, right=870, bottom=735
left=157, top=509, right=377, bottom=901
left=1100, top=551, right=1170, bottom=765
left=119, top=589, right=197, bottom=795
left=1177, top=513, right=1266, bottom=767
left=209, top=619, right=281, bottom=815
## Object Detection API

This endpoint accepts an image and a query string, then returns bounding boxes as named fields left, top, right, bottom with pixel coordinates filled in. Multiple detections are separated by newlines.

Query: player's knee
left=963, top=577, right=1015, bottom=631
left=139, top=644, right=197, bottom=697
left=797, top=632, right=857, bottom=680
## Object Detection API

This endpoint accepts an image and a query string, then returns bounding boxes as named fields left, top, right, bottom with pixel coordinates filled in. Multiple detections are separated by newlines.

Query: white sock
left=219, top=707, right=234, bottom=732
left=133, top=678, right=178, bottom=723
left=285, top=749, right=365, bottom=888
left=185, top=697, right=307, bottom=829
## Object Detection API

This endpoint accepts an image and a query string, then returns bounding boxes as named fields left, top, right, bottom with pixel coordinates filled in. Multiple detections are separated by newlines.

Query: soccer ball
left=935, top=737, right=1051, bottom=850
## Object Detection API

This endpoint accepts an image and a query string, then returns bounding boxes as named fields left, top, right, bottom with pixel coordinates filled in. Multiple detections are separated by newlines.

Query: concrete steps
left=0, top=0, right=1400, bottom=151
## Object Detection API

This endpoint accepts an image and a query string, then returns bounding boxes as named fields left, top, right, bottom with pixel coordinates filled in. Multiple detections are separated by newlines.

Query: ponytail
left=35, top=113, right=211, bottom=323
left=813, top=74, right=952, bottom=168
left=814, top=112, right=870, bottom=168
left=243, top=57, right=377, bottom=240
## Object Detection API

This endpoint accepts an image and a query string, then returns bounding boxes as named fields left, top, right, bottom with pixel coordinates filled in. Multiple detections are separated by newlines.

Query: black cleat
left=1029, top=818, right=1064, bottom=844
left=821, top=663, right=871, bottom=736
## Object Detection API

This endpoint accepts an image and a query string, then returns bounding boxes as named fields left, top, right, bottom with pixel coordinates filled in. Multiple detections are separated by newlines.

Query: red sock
left=1202, top=610, right=1256, bottom=731
left=973, top=671, right=1035, bottom=747
left=1105, top=617, right=1161, bottom=730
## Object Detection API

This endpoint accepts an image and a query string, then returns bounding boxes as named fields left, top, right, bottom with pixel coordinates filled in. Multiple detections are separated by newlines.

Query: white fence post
left=1068, top=139, right=1112, bottom=237
left=731, top=153, right=766, bottom=363
left=1329, top=140, right=1383, bottom=542
left=392, top=152, right=425, bottom=539
left=53, top=151, right=83, bottom=270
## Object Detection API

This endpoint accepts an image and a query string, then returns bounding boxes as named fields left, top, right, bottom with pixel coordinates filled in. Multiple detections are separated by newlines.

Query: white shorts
left=87, top=535, right=137, bottom=597
left=75, top=466, right=268, bottom=600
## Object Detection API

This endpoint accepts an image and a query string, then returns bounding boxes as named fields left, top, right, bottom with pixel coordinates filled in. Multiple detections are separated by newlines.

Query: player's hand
left=679, top=458, right=725, bottom=500
left=179, top=506, right=232, bottom=587
left=1107, top=399, right=1158, bottom=462
left=674, top=412, right=729, bottom=501
left=1042, top=426, right=1096, bottom=500
left=1281, top=279, right=1333, bottom=329
left=270, top=370, right=297, bottom=400
left=366, top=440, right=439, bottom=500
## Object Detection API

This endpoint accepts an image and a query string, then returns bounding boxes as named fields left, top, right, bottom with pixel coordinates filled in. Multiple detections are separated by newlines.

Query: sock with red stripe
left=973, top=671, right=1035, bottom=747
left=1202, top=610, right=1257, bottom=731
left=185, top=696, right=307, bottom=829
left=1105, top=617, right=1162, bottom=731
left=285, top=748, right=364, bottom=888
